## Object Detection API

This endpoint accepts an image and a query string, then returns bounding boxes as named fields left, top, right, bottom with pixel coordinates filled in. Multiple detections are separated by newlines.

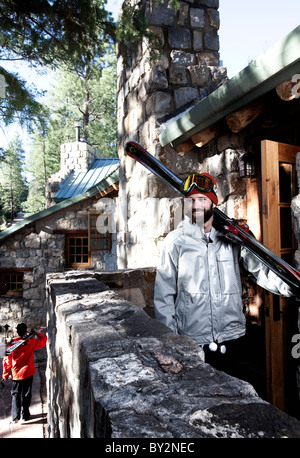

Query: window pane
left=279, top=163, right=295, bottom=203
left=280, top=207, right=293, bottom=249
left=2, top=272, right=23, bottom=294
left=89, top=214, right=112, bottom=251
left=90, top=215, right=97, bottom=226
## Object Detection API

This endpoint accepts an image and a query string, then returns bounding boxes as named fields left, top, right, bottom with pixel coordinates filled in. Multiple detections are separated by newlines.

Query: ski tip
left=125, top=141, right=143, bottom=156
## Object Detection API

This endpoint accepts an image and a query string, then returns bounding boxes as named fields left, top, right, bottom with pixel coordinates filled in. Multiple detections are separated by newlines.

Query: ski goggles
left=183, top=173, right=218, bottom=197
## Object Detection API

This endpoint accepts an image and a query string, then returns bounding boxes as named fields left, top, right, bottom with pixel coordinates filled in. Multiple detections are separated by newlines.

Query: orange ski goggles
left=183, top=173, right=218, bottom=204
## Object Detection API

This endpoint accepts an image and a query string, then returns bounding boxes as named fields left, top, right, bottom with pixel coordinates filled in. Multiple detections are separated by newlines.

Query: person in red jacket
left=2, top=322, right=47, bottom=423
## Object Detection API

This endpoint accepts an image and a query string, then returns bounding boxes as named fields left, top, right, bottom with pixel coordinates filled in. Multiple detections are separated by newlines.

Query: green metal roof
left=159, top=25, right=300, bottom=148
left=0, top=163, right=119, bottom=243
left=54, top=158, right=120, bottom=202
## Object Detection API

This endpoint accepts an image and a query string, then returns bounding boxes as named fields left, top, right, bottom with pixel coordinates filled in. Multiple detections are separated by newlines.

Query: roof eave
left=0, top=167, right=119, bottom=243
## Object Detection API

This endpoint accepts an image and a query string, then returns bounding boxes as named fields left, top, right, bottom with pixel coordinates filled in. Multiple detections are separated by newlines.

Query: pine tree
left=0, top=137, right=28, bottom=223
left=23, top=43, right=117, bottom=214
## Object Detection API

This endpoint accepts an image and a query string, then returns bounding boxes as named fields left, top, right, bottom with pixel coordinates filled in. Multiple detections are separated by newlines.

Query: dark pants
left=11, top=375, right=33, bottom=421
left=203, top=327, right=267, bottom=399
left=203, top=336, right=249, bottom=381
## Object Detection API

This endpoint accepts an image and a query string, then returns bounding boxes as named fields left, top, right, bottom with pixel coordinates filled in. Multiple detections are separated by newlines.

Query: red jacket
left=2, top=332, right=47, bottom=381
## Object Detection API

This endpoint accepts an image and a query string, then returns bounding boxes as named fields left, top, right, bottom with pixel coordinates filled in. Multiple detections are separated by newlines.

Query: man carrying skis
left=2, top=323, right=47, bottom=423
left=154, top=173, right=297, bottom=380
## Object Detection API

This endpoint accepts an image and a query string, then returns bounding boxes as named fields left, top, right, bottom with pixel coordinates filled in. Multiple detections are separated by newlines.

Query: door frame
left=261, top=140, right=299, bottom=411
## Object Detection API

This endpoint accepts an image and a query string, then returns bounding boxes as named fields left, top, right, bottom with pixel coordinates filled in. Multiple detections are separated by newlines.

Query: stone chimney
left=60, top=141, right=101, bottom=176
left=45, top=125, right=102, bottom=207
left=117, top=0, right=226, bottom=268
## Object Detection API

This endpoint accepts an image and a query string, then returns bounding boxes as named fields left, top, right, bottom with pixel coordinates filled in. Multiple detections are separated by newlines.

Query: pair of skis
left=125, top=141, right=300, bottom=295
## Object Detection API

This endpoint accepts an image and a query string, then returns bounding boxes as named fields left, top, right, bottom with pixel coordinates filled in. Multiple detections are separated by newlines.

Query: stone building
left=0, top=139, right=119, bottom=331
left=116, top=1, right=300, bottom=418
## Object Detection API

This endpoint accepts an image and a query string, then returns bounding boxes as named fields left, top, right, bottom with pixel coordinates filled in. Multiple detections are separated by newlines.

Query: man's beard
left=192, top=202, right=214, bottom=225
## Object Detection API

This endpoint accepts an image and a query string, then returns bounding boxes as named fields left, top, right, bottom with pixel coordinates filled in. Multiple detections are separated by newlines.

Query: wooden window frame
left=0, top=270, right=25, bottom=296
left=88, top=213, right=112, bottom=252
left=65, top=231, right=91, bottom=268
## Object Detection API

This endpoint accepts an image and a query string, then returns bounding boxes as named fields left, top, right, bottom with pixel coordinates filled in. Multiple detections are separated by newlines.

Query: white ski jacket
left=154, top=217, right=294, bottom=346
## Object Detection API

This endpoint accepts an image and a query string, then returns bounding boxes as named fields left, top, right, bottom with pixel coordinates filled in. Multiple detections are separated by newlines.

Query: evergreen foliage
left=0, top=137, right=28, bottom=225
left=0, top=0, right=172, bottom=219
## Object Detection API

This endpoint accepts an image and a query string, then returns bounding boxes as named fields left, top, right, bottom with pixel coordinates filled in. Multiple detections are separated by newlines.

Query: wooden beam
left=191, top=124, right=220, bottom=148
left=276, top=78, right=300, bottom=101
left=226, top=99, right=267, bottom=133
left=175, top=139, right=195, bottom=156
left=175, top=124, right=220, bottom=156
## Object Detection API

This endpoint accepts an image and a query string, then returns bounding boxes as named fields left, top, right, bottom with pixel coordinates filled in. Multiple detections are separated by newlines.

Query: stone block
left=204, top=33, right=219, bottom=51
left=174, top=87, right=199, bottom=109
left=207, top=8, right=220, bottom=29
left=124, top=104, right=145, bottom=135
left=146, top=65, right=168, bottom=92
left=139, top=115, right=160, bottom=148
left=170, top=50, right=196, bottom=66
left=168, top=28, right=191, bottom=49
left=24, top=236, right=41, bottom=249
left=146, top=92, right=172, bottom=115
left=190, top=8, right=205, bottom=29
left=188, top=65, right=210, bottom=85
left=193, top=31, right=203, bottom=52
left=169, top=65, right=187, bottom=85
left=197, top=51, right=219, bottom=65
left=202, top=0, right=219, bottom=7
left=146, top=2, right=177, bottom=26
left=178, top=3, right=189, bottom=26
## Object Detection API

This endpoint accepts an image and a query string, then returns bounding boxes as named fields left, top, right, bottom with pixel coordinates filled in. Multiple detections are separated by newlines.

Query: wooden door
left=261, top=140, right=299, bottom=412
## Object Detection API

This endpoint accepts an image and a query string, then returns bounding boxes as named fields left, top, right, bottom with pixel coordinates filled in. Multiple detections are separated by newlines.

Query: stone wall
left=0, top=195, right=118, bottom=335
left=46, top=270, right=300, bottom=438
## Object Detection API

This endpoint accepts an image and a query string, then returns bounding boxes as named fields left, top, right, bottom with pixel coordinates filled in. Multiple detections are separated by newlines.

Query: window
left=89, top=214, right=112, bottom=251
left=0, top=271, right=24, bottom=295
left=66, top=233, right=91, bottom=267
left=59, top=213, right=113, bottom=268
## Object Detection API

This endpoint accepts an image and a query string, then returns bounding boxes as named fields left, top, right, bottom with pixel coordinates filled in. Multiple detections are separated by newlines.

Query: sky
left=219, top=0, right=300, bottom=78
left=1, top=0, right=300, bottom=151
